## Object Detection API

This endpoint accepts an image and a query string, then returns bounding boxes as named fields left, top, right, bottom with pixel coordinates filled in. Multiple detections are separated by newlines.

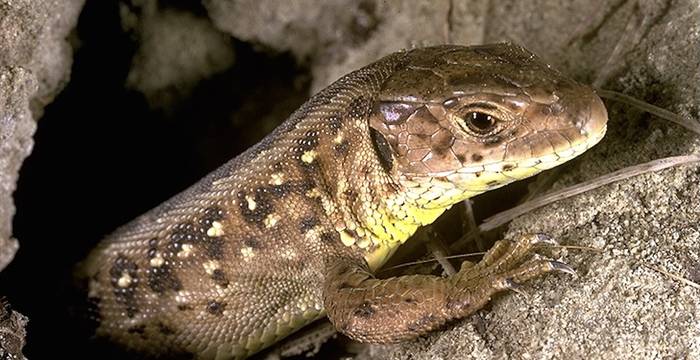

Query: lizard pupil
left=465, top=112, right=496, bottom=134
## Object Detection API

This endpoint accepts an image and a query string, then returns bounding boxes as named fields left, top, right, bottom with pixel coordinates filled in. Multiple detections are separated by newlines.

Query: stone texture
left=0, top=297, right=28, bottom=360
left=122, top=0, right=235, bottom=110
left=204, top=0, right=479, bottom=93
left=0, top=0, right=85, bottom=271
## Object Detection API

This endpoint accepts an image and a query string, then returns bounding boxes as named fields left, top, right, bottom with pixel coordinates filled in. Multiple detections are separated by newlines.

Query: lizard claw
left=533, top=233, right=558, bottom=246
left=548, top=260, right=577, bottom=276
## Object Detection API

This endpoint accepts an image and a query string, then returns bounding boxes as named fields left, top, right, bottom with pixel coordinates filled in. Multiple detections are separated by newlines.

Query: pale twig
left=644, top=264, right=700, bottom=290
left=596, top=89, right=700, bottom=135
left=380, top=245, right=602, bottom=274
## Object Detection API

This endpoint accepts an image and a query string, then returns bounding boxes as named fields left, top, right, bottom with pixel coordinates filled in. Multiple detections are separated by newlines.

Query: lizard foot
left=446, top=233, right=573, bottom=317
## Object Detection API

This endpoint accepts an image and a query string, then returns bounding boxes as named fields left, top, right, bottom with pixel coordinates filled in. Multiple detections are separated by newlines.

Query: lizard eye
left=460, top=111, right=499, bottom=135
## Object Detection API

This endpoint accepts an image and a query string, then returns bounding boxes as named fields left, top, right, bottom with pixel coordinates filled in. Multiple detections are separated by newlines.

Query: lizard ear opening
left=377, top=101, right=420, bottom=124
left=369, top=128, right=394, bottom=172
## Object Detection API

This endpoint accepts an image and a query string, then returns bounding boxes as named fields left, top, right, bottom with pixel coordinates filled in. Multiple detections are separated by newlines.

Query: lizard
left=78, top=43, right=608, bottom=359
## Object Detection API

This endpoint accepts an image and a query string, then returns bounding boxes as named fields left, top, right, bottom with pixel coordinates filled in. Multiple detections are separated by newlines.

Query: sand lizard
left=78, top=43, right=608, bottom=359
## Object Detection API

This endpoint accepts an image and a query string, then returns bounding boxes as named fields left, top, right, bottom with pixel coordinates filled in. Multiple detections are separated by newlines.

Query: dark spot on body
left=370, top=128, right=393, bottom=172
left=471, top=153, right=483, bottom=162
left=147, top=264, right=182, bottom=294
left=344, top=189, right=358, bottom=203
left=86, top=296, right=102, bottom=329
left=353, top=301, right=375, bottom=318
left=200, top=206, right=225, bottom=228
left=328, top=115, right=343, bottom=134
left=487, top=180, right=499, bottom=186
left=475, top=171, right=482, bottom=177
left=148, top=238, right=158, bottom=247
left=243, top=237, right=260, bottom=249
left=127, top=325, right=146, bottom=335
left=404, top=298, right=417, bottom=304
left=168, top=222, right=206, bottom=252
left=109, top=255, right=139, bottom=318
left=237, top=189, right=274, bottom=227
left=273, top=162, right=283, bottom=172
left=502, top=164, right=515, bottom=171
left=299, top=217, right=320, bottom=233
left=177, top=304, right=193, bottom=311
left=157, top=322, right=176, bottom=335
left=334, top=141, right=350, bottom=155
left=297, top=130, right=320, bottom=152
left=204, top=237, right=225, bottom=260
left=321, top=231, right=340, bottom=244
left=456, top=154, right=467, bottom=163
left=206, top=300, right=226, bottom=316
left=270, top=183, right=291, bottom=197
left=211, top=269, right=229, bottom=288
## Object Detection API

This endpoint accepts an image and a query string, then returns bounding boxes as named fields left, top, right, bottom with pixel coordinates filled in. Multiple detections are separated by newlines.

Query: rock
left=122, top=0, right=235, bottom=110
left=0, top=0, right=85, bottom=271
left=203, top=0, right=476, bottom=93
left=0, top=297, right=28, bottom=360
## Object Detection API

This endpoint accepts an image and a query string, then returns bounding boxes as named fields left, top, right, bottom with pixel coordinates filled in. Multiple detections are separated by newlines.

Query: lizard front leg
left=323, top=233, right=574, bottom=343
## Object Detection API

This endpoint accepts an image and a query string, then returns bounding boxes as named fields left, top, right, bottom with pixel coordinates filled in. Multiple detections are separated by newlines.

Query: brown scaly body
left=79, top=43, right=608, bottom=359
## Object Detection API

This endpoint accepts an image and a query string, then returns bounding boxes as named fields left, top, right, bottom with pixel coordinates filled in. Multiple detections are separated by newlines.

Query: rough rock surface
left=202, top=0, right=699, bottom=358
left=204, top=0, right=478, bottom=93
left=0, top=0, right=85, bottom=271
left=0, top=297, right=28, bottom=360
left=121, top=0, right=235, bottom=110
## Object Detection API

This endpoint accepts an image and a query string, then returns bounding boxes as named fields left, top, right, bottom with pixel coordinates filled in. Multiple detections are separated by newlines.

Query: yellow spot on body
left=356, top=237, right=371, bottom=249
left=117, top=271, right=132, bottom=288
left=280, top=249, right=297, bottom=260
left=150, top=255, right=164, bottom=267
left=304, top=227, right=319, bottom=239
left=339, top=230, right=356, bottom=247
left=269, top=172, right=285, bottom=185
left=203, top=260, right=220, bottom=275
left=305, top=188, right=321, bottom=198
left=245, top=195, right=257, bottom=211
left=264, top=214, right=280, bottom=228
left=207, top=221, right=224, bottom=237
left=175, top=291, right=191, bottom=304
left=240, top=246, right=255, bottom=260
left=301, top=150, right=317, bottom=163
left=333, top=133, right=344, bottom=144
left=177, top=243, right=193, bottom=258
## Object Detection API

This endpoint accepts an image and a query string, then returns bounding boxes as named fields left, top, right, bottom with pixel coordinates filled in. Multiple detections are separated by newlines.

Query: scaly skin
left=79, top=43, right=608, bottom=359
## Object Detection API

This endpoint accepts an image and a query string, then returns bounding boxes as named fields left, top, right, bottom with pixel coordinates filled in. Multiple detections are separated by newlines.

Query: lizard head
left=369, top=43, right=608, bottom=209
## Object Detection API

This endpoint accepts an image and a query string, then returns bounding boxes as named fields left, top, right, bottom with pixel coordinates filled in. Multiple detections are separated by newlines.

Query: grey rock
left=122, top=0, right=235, bottom=110
left=204, top=0, right=471, bottom=93
left=0, top=0, right=85, bottom=271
